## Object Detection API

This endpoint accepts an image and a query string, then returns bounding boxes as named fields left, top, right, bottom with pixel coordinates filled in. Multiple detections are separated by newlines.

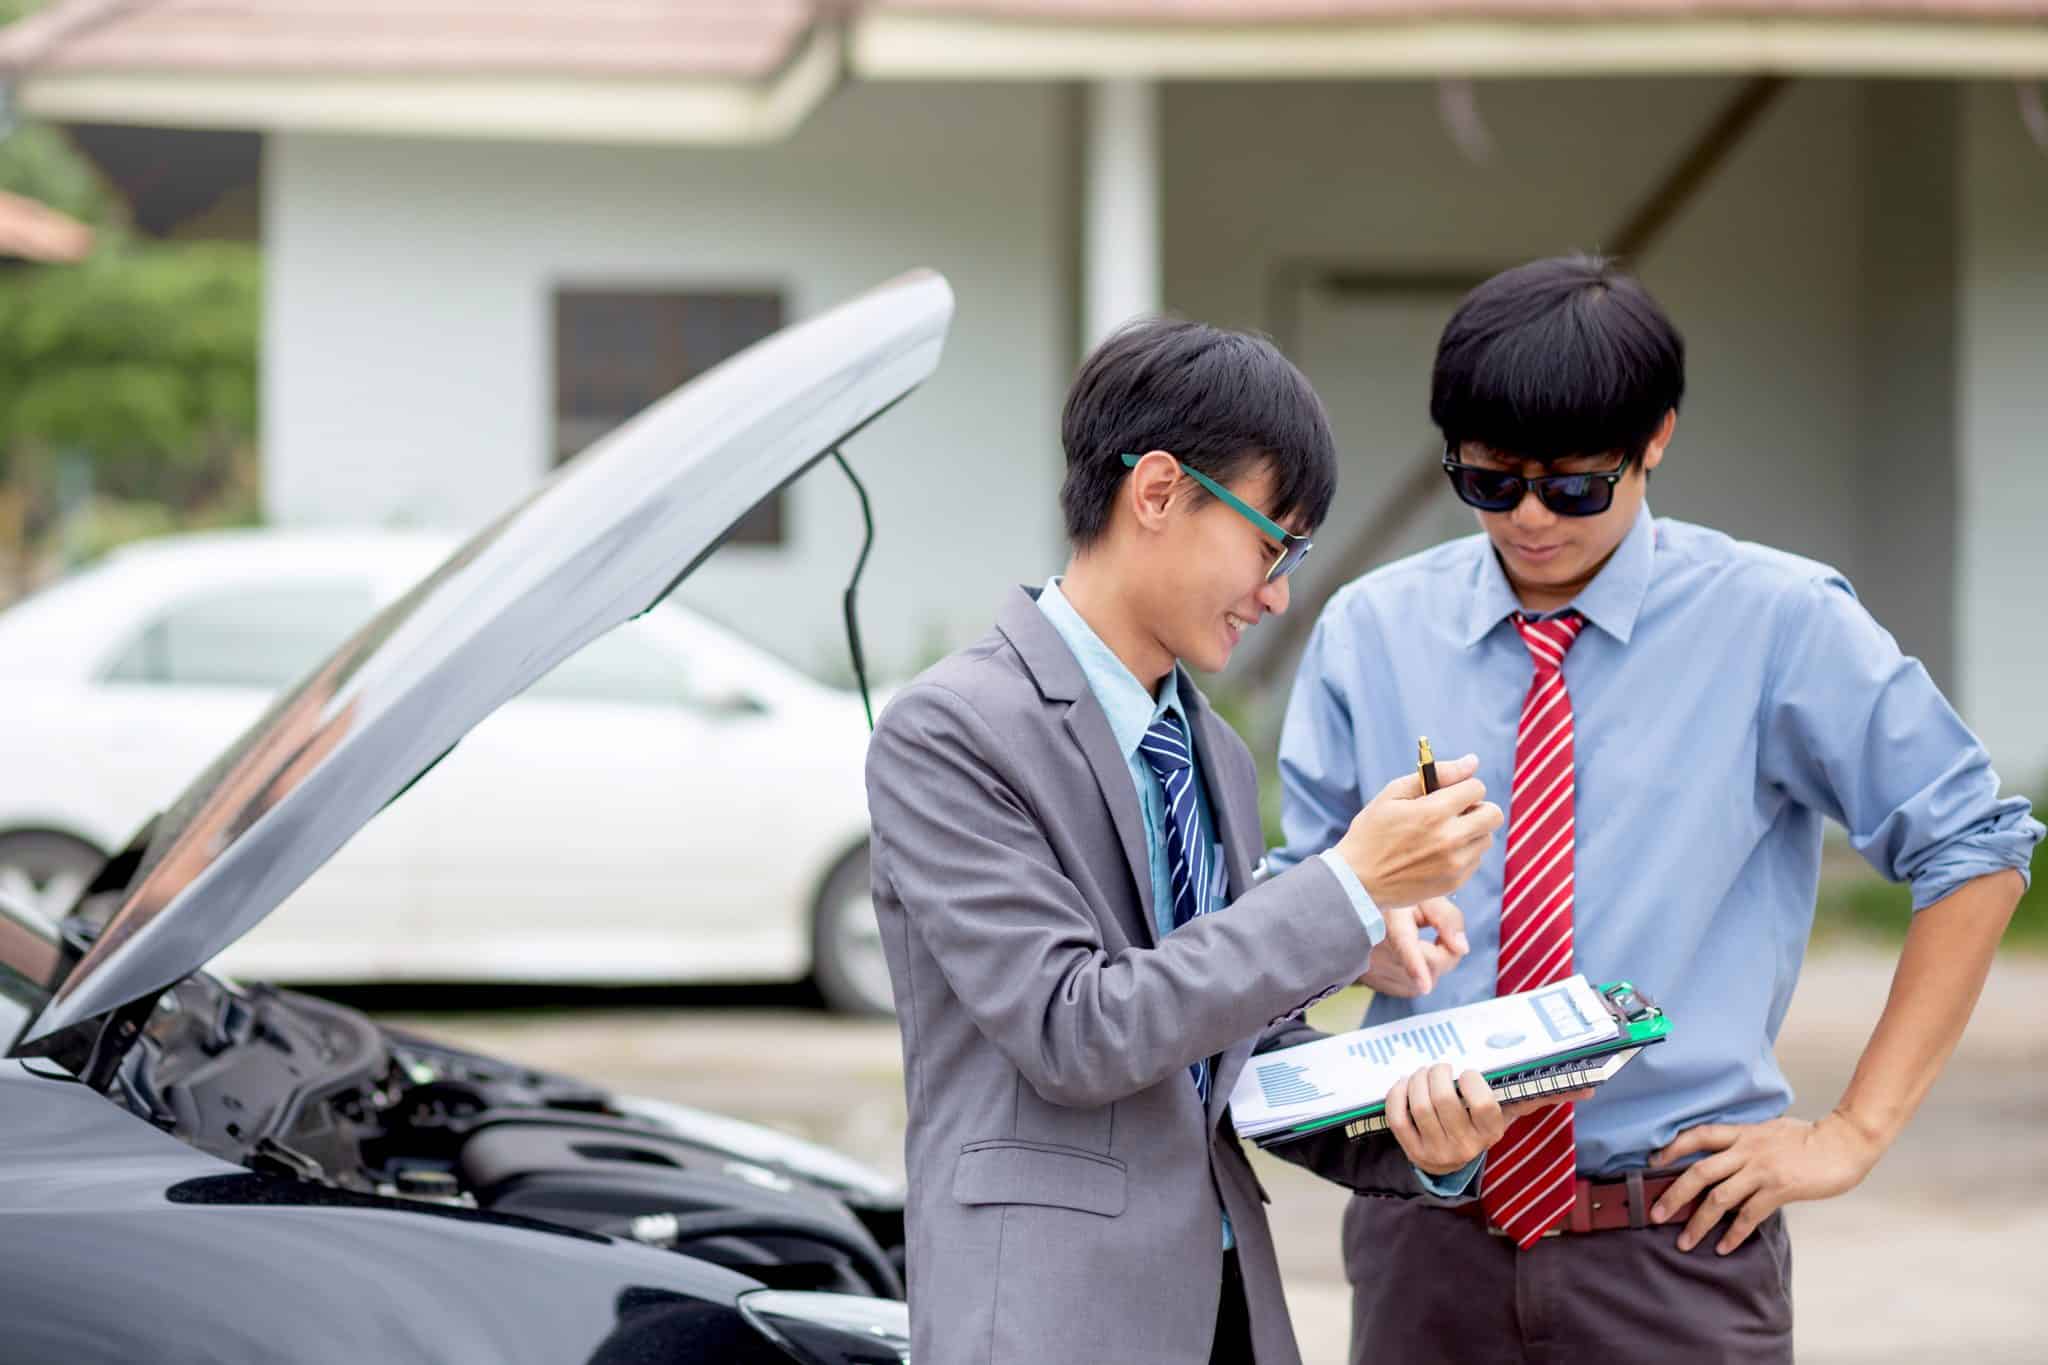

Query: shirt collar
left=1461, top=500, right=1656, bottom=647
left=1037, top=576, right=1184, bottom=759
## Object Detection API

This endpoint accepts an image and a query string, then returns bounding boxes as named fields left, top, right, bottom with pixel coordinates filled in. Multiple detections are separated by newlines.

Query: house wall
left=1957, top=83, right=2048, bottom=783
left=1160, top=76, right=1878, bottom=678
left=1157, top=78, right=2048, bottom=785
left=264, top=82, right=1075, bottom=679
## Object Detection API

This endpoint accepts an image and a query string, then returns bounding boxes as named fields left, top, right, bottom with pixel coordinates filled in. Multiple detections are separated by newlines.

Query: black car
left=0, top=271, right=953, bottom=1365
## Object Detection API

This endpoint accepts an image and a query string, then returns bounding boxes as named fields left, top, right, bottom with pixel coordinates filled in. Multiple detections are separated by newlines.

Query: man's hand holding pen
left=1332, top=751, right=1500, bottom=994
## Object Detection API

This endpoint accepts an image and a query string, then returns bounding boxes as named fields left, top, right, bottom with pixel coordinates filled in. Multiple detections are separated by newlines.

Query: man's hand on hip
left=1650, top=1112, right=1884, bottom=1254
left=1336, top=754, right=1503, bottom=910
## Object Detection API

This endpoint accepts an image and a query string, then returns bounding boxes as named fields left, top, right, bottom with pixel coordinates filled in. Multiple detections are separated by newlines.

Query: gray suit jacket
left=865, top=587, right=1382, bottom=1364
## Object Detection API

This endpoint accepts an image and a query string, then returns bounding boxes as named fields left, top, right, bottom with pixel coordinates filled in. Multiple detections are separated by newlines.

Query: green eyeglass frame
left=1119, top=452, right=1313, bottom=582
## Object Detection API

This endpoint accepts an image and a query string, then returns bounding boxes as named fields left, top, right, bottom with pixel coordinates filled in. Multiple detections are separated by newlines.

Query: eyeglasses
left=1119, top=452, right=1313, bottom=582
left=1440, top=448, right=1631, bottom=518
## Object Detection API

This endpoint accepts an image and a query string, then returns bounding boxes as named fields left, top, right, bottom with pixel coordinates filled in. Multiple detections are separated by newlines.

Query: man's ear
left=1641, top=409, right=1677, bottom=473
left=1126, top=450, right=1182, bottom=532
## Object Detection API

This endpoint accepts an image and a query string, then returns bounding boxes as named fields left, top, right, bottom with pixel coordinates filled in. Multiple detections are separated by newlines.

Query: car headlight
left=737, top=1290, right=910, bottom=1365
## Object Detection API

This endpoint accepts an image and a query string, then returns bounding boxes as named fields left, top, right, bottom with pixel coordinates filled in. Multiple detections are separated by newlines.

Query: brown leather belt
left=1448, top=1171, right=1699, bottom=1237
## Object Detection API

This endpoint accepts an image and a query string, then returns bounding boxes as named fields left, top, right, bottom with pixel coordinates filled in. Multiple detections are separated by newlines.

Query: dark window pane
left=553, top=288, right=785, bottom=545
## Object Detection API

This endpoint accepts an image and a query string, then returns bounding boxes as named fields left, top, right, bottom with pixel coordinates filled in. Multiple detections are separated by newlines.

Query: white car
left=0, top=528, right=892, bottom=1013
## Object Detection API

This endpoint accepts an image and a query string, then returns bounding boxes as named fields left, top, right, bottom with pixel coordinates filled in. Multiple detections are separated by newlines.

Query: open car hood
left=13, top=270, right=953, bottom=1049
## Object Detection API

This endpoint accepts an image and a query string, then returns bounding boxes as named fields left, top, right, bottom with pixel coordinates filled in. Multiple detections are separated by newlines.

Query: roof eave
left=853, top=13, right=2048, bottom=79
left=13, top=22, right=844, bottom=146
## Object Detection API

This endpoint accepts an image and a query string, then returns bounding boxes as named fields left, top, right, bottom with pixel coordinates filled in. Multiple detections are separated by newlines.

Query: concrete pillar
left=1083, top=78, right=1162, bottom=350
left=1957, top=82, right=2048, bottom=785
left=1857, top=81, right=1958, bottom=698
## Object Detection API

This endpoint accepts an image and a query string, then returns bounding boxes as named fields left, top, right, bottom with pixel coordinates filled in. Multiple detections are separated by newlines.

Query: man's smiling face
left=1138, top=459, right=1300, bottom=676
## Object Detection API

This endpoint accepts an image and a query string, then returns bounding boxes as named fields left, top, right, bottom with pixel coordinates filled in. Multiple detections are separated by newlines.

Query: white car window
left=524, top=622, right=699, bottom=708
left=103, top=580, right=378, bottom=691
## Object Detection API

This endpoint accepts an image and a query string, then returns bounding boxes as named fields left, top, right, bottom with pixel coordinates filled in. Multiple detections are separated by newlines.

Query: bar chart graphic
left=1254, top=1060, right=1332, bottom=1108
left=1347, top=1020, right=1467, bottom=1067
left=1531, top=985, right=1597, bottom=1042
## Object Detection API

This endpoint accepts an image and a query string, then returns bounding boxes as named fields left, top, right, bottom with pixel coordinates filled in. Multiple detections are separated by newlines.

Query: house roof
left=0, top=189, right=94, bottom=263
left=878, top=0, right=2048, bottom=14
left=1, top=0, right=2043, bottom=143
left=0, top=2, right=822, bottom=79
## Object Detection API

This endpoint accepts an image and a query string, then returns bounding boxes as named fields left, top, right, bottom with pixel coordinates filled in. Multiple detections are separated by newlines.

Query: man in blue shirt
left=1270, top=256, right=2042, bottom=1362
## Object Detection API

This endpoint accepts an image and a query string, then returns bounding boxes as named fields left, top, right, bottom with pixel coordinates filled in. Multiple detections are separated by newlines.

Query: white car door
left=90, top=576, right=427, bottom=980
left=407, top=613, right=794, bottom=983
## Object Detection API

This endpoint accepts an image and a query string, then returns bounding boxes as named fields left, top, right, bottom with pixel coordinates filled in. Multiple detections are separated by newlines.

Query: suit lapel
left=997, top=588, right=1158, bottom=948
left=1062, top=701, right=1158, bottom=947
left=1182, top=675, right=1262, bottom=1127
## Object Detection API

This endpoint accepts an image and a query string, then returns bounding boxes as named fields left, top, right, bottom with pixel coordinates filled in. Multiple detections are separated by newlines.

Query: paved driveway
left=379, top=948, right=2046, bottom=1363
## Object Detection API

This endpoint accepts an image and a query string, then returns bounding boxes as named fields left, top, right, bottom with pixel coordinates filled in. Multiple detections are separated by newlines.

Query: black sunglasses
left=1441, top=448, right=1631, bottom=518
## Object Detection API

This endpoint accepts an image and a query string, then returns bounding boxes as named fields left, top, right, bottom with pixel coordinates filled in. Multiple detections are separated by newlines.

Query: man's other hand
left=1358, top=897, right=1469, bottom=996
left=1386, top=1065, right=1591, bottom=1175
left=1336, top=754, right=1503, bottom=910
left=1650, top=1112, right=1883, bottom=1254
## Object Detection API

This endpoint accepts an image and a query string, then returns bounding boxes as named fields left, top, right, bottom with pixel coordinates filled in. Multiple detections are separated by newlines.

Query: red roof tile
left=880, top=0, right=2048, bottom=19
left=0, top=189, right=94, bottom=263
left=0, top=1, right=821, bottom=79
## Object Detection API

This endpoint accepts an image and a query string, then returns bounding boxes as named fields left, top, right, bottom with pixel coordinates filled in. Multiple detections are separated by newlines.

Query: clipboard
left=1245, top=980, right=1671, bottom=1149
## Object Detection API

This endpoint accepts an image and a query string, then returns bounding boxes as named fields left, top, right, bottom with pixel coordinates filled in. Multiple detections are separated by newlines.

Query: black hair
left=1430, top=254, right=1684, bottom=467
left=1059, top=317, right=1337, bottom=549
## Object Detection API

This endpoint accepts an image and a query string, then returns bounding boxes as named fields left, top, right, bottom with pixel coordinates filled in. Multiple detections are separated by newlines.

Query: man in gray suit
left=867, top=320, right=1564, bottom=1363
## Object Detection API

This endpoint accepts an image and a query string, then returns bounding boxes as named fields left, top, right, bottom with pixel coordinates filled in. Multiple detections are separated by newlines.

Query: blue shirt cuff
left=1415, top=1156, right=1483, bottom=1198
left=1316, top=848, right=1385, bottom=946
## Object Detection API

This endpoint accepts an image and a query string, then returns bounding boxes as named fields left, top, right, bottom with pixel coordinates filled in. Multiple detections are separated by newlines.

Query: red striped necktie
left=1482, top=610, right=1588, bottom=1248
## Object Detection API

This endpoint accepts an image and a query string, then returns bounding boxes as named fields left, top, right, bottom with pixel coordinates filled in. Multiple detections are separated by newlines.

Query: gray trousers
left=1342, top=1194, right=1794, bottom=1365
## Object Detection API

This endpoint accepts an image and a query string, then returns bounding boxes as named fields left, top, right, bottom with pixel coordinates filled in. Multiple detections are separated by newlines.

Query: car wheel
left=810, top=843, right=894, bottom=1017
left=0, top=830, right=104, bottom=924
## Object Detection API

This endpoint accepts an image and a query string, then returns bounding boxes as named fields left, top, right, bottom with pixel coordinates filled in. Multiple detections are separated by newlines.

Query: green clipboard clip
left=1257, top=981, right=1672, bottom=1148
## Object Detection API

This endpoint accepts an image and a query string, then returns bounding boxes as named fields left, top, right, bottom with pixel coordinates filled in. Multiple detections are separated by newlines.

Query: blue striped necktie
left=1137, top=710, right=1212, bottom=1101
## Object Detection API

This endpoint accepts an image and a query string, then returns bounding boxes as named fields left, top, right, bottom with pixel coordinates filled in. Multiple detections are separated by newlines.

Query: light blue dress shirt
left=1271, top=504, right=2043, bottom=1177
left=1035, top=579, right=1413, bottom=1237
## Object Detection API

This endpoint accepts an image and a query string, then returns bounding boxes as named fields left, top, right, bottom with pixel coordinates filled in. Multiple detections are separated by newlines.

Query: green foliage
left=0, top=243, right=262, bottom=548
left=1812, top=852, right=2045, bottom=950
left=0, top=7, right=111, bottom=226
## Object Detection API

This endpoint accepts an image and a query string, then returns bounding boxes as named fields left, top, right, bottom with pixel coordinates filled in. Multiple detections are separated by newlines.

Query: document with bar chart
left=1228, top=976, right=1671, bottom=1146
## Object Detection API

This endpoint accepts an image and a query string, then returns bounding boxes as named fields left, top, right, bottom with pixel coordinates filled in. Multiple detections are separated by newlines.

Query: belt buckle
left=1484, top=1224, right=1563, bottom=1239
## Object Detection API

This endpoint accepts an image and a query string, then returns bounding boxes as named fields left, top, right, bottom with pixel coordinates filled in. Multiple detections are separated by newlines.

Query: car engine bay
left=99, top=970, right=905, bottom=1299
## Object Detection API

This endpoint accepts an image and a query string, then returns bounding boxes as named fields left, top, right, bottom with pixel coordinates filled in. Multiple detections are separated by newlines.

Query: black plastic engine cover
left=459, top=1116, right=888, bottom=1294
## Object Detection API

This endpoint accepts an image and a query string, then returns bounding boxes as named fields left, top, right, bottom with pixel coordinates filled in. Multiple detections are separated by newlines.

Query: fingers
left=1384, top=1071, right=1417, bottom=1155
left=1416, top=940, right=1463, bottom=983
left=1678, top=1165, right=1762, bottom=1253
left=1716, top=1189, right=1783, bottom=1255
left=1382, top=910, right=1434, bottom=994
left=1652, top=1147, right=1742, bottom=1223
left=1432, top=753, right=1480, bottom=786
left=1404, top=1068, right=1450, bottom=1152
left=1652, top=1124, right=1740, bottom=1168
left=1456, top=801, right=1506, bottom=838
left=1427, top=1064, right=1478, bottom=1151
left=1454, top=1068, right=1507, bottom=1147
left=1415, top=896, right=1469, bottom=956
left=1425, top=775, right=1487, bottom=814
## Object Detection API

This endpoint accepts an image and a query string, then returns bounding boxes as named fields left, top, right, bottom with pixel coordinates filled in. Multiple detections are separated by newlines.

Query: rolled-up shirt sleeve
left=1760, top=574, right=2043, bottom=910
